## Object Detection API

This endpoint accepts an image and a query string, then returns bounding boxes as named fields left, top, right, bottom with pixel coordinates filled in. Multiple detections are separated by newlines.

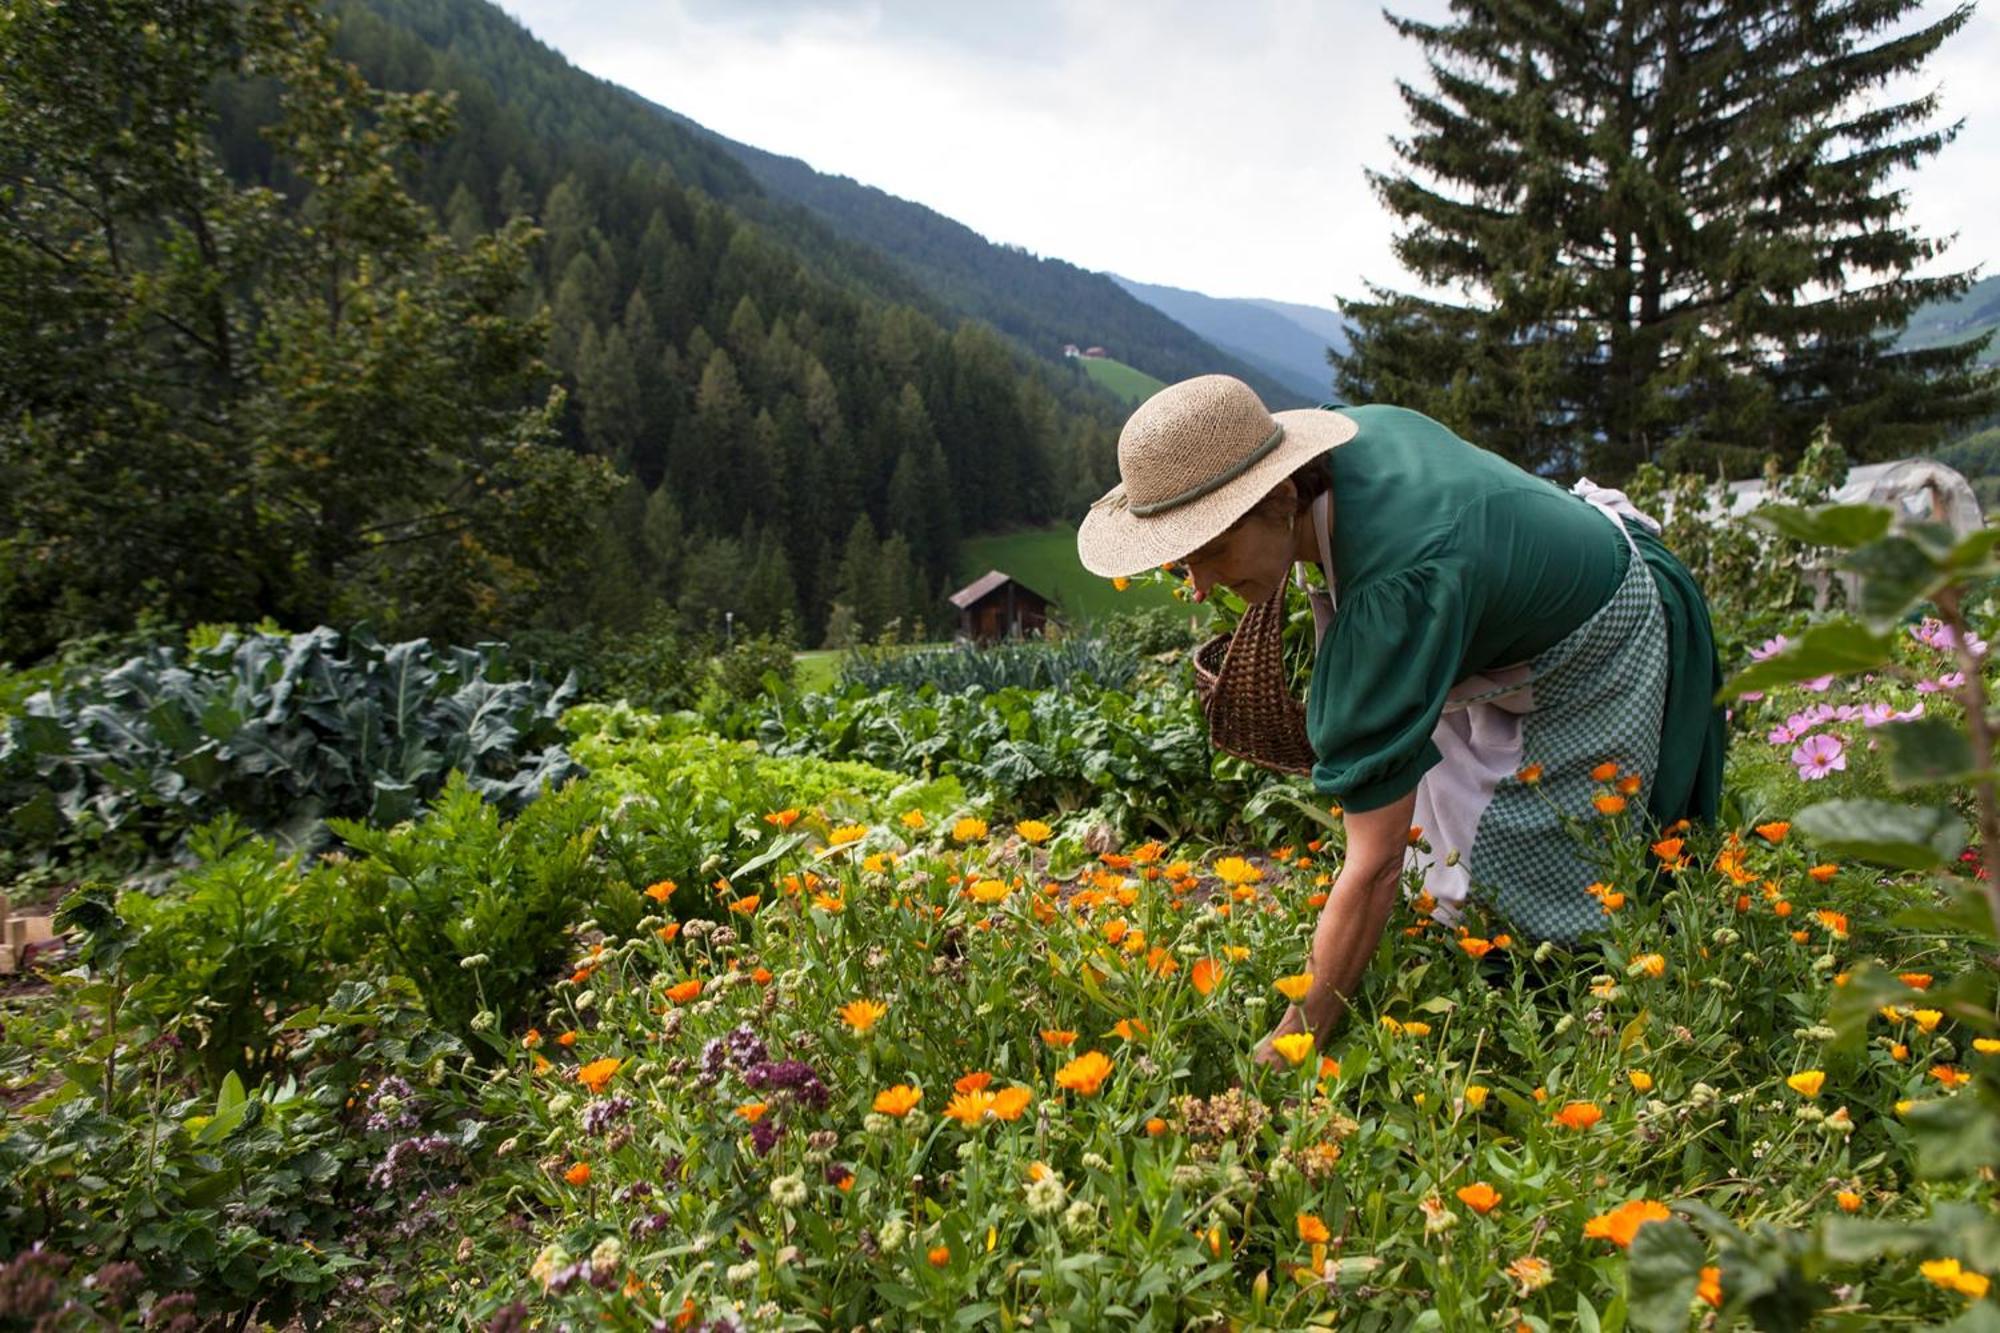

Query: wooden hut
left=948, top=570, right=1052, bottom=642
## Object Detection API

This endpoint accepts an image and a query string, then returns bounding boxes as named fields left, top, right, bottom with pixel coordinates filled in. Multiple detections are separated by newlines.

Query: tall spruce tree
left=1336, top=0, right=1997, bottom=478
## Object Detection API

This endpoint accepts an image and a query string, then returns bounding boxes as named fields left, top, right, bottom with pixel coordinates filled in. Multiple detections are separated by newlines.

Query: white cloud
left=496, top=0, right=1997, bottom=306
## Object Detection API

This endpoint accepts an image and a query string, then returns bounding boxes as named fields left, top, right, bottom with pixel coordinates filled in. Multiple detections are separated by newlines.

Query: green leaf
left=1943, top=527, right=2000, bottom=574
left=728, top=831, right=808, bottom=883
left=1626, top=1219, right=1705, bottom=1332
left=216, top=1070, right=246, bottom=1116
left=1884, top=717, right=1988, bottom=788
left=1819, top=1216, right=1944, bottom=1263
left=1906, top=1091, right=2000, bottom=1179
left=1752, top=503, right=1893, bottom=549
left=1793, top=800, right=1965, bottom=871
left=1718, top=623, right=1895, bottom=700
left=1841, top=537, right=1945, bottom=626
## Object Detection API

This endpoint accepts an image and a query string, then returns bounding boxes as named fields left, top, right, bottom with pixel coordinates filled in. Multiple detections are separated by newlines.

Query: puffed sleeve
left=1306, top=557, right=1480, bottom=811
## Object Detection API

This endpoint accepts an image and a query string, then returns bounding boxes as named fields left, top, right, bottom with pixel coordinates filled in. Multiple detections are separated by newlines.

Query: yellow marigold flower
left=1015, top=819, right=1053, bottom=844
left=1786, top=1070, right=1826, bottom=1098
left=1698, top=1265, right=1722, bottom=1308
left=1213, top=856, right=1263, bottom=885
left=873, top=1085, right=922, bottom=1117
left=839, top=998, right=888, bottom=1034
left=1629, top=953, right=1667, bottom=979
left=1271, top=1033, right=1316, bottom=1066
left=1921, top=1258, right=1991, bottom=1300
left=1836, top=1190, right=1862, bottom=1213
left=1553, top=1101, right=1603, bottom=1130
left=812, top=891, right=845, bottom=912
left=828, top=823, right=868, bottom=846
left=575, top=1057, right=622, bottom=1095
left=1628, top=1070, right=1654, bottom=1093
left=900, top=809, right=926, bottom=830
left=1055, top=1049, right=1114, bottom=1096
left=1297, top=1213, right=1331, bottom=1244
left=1222, top=945, right=1251, bottom=962
left=1974, top=1038, right=2000, bottom=1055
left=951, top=816, right=989, bottom=843
left=1583, top=1199, right=1670, bottom=1248
left=969, top=879, right=1011, bottom=904
left=1274, top=972, right=1314, bottom=1001
left=1911, top=1008, right=1945, bottom=1032
left=1464, top=1085, right=1490, bottom=1110
left=1456, top=1182, right=1501, bottom=1214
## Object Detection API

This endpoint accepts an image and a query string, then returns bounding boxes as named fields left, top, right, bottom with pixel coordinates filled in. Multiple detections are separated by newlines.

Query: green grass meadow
left=1077, top=354, right=1166, bottom=405
left=956, top=524, right=1187, bottom=624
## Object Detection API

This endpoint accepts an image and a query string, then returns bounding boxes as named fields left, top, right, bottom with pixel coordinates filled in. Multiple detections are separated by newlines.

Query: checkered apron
left=1303, top=482, right=1669, bottom=944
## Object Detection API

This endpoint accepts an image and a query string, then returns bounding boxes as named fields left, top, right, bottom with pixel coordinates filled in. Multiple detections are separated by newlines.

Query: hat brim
left=1075, top=408, right=1359, bottom=578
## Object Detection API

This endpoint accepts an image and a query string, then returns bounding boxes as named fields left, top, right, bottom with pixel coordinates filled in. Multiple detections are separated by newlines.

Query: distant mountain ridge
left=1900, top=274, right=2000, bottom=367
left=647, top=109, right=1313, bottom=409
left=1109, top=276, right=1349, bottom=403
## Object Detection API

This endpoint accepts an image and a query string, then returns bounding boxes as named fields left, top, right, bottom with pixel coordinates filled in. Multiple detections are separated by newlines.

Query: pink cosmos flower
left=1800, top=675, right=1835, bottom=692
left=1792, top=733, right=1847, bottom=781
left=1916, top=673, right=1966, bottom=695
left=1750, top=635, right=1790, bottom=662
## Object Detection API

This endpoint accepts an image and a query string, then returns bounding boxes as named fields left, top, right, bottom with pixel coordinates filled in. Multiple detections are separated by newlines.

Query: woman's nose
left=1186, top=563, right=1214, bottom=603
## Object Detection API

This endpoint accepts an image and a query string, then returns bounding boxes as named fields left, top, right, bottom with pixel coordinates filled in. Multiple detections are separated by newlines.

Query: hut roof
left=947, top=569, right=1048, bottom=610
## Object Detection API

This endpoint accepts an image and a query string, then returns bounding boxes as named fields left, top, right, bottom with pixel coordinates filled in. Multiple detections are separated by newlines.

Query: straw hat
left=1076, top=375, right=1358, bottom=578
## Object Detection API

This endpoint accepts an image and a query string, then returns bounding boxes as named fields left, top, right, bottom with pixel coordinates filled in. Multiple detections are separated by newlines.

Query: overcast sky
left=496, top=0, right=1999, bottom=312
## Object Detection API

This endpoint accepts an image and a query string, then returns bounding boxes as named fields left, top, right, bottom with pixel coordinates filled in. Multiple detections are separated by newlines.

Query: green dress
left=1301, top=404, right=1726, bottom=941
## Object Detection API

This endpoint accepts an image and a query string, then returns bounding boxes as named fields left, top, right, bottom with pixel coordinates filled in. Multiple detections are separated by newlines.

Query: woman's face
left=1181, top=499, right=1295, bottom=607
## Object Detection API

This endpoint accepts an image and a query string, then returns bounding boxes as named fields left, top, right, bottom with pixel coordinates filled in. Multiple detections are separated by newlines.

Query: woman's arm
left=1253, top=789, right=1417, bottom=1067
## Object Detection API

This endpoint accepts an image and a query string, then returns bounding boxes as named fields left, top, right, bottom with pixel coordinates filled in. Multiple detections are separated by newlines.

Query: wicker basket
left=1191, top=588, right=1316, bottom=776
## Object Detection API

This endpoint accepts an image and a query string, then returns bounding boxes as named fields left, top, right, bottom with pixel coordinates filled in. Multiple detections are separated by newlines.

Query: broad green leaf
left=216, top=1070, right=246, bottom=1115
left=1751, top=502, right=1893, bottom=549
left=1943, top=527, right=2000, bottom=573
left=1793, top=800, right=1965, bottom=871
left=1841, top=537, right=1944, bottom=627
left=728, top=831, right=808, bottom=883
left=1819, top=1216, right=1946, bottom=1263
left=1626, top=1219, right=1705, bottom=1332
left=1906, top=1091, right=2000, bottom=1179
left=1883, top=717, right=1988, bottom=788
left=1718, top=623, right=1895, bottom=700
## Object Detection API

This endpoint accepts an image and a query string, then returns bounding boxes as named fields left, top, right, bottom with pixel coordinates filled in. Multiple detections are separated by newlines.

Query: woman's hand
left=1252, top=1004, right=1308, bottom=1071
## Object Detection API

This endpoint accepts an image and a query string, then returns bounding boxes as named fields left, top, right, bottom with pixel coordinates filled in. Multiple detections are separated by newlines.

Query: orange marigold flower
left=954, top=1071, right=993, bottom=1094
left=763, top=808, right=800, bottom=828
left=839, top=998, right=888, bottom=1033
left=990, top=1086, right=1033, bottom=1121
left=575, top=1057, right=622, bottom=1095
left=1320, top=1056, right=1342, bottom=1079
left=942, top=1089, right=998, bottom=1125
left=1041, top=1028, right=1077, bottom=1048
left=1516, top=762, right=1544, bottom=784
left=1599, top=891, right=1626, bottom=912
left=1698, top=1265, right=1722, bottom=1308
left=1808, top=863, right=1838, bottom=883
left=656, top=921, right=682, bottom=942
left=1274, top=972, right=1314, bottom=1001
left=736, top=1101, right=769, bottom=1123
left=1055, top=1049, right=1114, bottom=1096
left=532, top=1055, right=552, bottom=1075
left=1616, top=773, right=1643, bottom=795
left=1553, top=1101, right=1604, bottom=1130
left=872, top=1084, right=922, bottom=1117
left=1931, top=1065, right=1972, bottom=1088
left=1754, top=821, right=1790, bottom=844
left=1459, top=936, right=1495, bottom=960
left=1593, top=794, right=1627, bottom=816
left=644, top=879, right=678, bottom=902
left=1145, top=1116, right=1168, bottom=1136
left=727, top=894, right=761, bottom=915
left=1774, top=900, right=1793, bottom=918
left=1584, top=1199, right=1671, bottom=1248
left=1407, top=825, right=1426, bottom=846
left=927, top=1244, right=950, bottom=1267
left=1650, top=837, right=1685, bottom=862
left=1815, top=909, right=1850, bottom=938
left=1297, top=1213, right=1331, bottom=1244
left=1591, top=761, right=1620, bottom=782
left=1456, top=1182, right=1502, bottom=1214
left=563, top=1161, right=592, bottom=1186
left=1900, top=972, right=1934, bottom=990
left=557, top=1031, right=578, bottom=1047
left=665, top=979, right=702, bottom=1005
left=1836, top=1190, right=1863, bottom=1213
left=1631, top=953, right=1667, bottom=978
left=1190, top=957, right=1221, bottom=996
left=522, top=1028, right=543, bottom=1049
left=751, top=966, right=773, bottom=985
left=1111, top=1018, right=1151, bottom=1042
